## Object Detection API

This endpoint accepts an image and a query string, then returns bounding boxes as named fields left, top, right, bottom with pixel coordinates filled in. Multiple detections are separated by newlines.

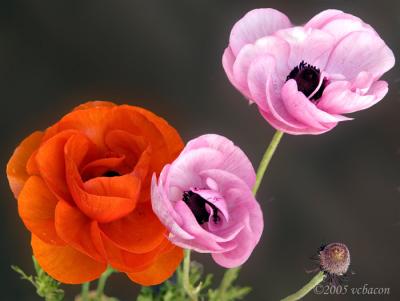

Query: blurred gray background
left=1, top=0, right=399, bottom=300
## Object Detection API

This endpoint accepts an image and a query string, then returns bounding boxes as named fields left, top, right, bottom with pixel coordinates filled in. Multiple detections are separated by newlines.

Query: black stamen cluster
left=286, top=60, right=327, bottom=101
left=183, top=191, right=220, bottom=225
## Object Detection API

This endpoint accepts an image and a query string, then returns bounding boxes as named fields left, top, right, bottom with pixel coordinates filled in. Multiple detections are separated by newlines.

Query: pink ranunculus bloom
left=151, top=134, right=263, bottom=268
left=223, top=9, right=395, bottom=135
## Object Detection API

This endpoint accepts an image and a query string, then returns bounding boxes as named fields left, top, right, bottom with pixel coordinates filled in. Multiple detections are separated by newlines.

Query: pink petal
left=325, top=31, right=395, bottom=80
left=368, top=80, right=389, bottom=101
left=173, top=200, right=231, bottom=247
left=305, top=10, right=376, bottom=42
left=229, top=8, right=291, bottom=56
left=168, top=233, right=236, bottom=254
left=180, top=134, right=256, bottom=189
left=195, top=189, right=229, bottom=221
left=351, top=71, right=374, bottom=93
left=304, top=9, right=345, bottom=28
left=223, top=188, right=263, bottom=244
left=222, top=46, right=243, bottom=93
left=253, top=36, right=291, bottom=78
left=247, top=55, right=276, bottom=112
left=282, top=80, right=350, bottom=129
left=206, top=212, right=244, bottom=242
left=232, top=36, right=290, bottom=97
left=275, top=27, right=335, bottom=69
left=231, top=44, right=258, bottom=98
left=212, top=194, right=263, bottom=268
left=212, top=231, right=250, bottom=267
left=167, top=148, right=223, bottom=191
left=317, top=18, right=375, bottom=42
left=246, top=56, right=308, bottom=131
left=318, top=81, right=377, bottom=114
left=258, top=108, right=332, bottom=135
left=199, top=169, right=251, bottom=198
left=151, top=174, right=194, bottom=240
left=245, top=55, right=341, bottom=135
left=212, top=209, right=261, bottom=268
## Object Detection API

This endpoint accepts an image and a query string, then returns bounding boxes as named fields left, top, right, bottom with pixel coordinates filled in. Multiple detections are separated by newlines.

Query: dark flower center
left=103, top=170, right=120, bottom=177
left=286, top=61, right=328, bottom=102
left=183, top=191, right=220, bottom=225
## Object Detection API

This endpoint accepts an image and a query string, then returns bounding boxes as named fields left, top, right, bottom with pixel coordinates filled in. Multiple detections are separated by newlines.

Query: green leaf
left=208, top=268, right=252, bottom=301
left=12, top=257, right=64, bottom=301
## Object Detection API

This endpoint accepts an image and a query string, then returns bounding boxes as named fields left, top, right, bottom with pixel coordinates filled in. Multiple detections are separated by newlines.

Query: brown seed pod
left=319, top=242, right=350, bottom=276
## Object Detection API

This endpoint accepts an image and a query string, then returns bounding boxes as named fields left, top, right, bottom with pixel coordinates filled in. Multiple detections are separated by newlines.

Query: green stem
left=252, top=130, right=284, bottom=195
left=183, top=250, right=198, bottom=301
left=217, top=130, right=284, bottom=300
left=81, top=282, right=90, bottom=301
left=280, top=271, right=325, bottom=301
left=96, top=267, right=114, bottom=299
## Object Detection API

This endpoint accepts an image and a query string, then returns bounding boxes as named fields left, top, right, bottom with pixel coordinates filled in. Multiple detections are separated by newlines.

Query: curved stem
left=252, top=130, right=284, bottom=195
left=217, top=130, right=284, bottom=299
left=183, top=250, right=198, bottom=301
left=280, top=271, right=325, bottom=301
left=96, top=266, right=115, bottom=299
left=81, top=282, right=90, bottom=301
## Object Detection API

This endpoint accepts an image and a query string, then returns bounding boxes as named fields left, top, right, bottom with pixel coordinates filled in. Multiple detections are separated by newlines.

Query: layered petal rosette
left=151, top=134, right=263, bottom=268
left=7, top=101, right=184, bottom=285
left=223, top=9, right=395, bottom=134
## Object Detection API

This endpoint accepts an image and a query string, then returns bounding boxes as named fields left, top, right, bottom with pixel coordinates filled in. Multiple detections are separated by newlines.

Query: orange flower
left=6, top=101, right=184, bottom=285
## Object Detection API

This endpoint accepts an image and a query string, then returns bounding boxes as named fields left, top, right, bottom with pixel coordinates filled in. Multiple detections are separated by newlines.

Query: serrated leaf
left=12, top=257, right=64, bottom=301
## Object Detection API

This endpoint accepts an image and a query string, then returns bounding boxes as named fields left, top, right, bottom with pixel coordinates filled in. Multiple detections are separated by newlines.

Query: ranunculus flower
left=6, top=101, right=184, bottom=285
left=223, top=9, right=395, bottom=135
left=151, top=134, right=263, bottom=268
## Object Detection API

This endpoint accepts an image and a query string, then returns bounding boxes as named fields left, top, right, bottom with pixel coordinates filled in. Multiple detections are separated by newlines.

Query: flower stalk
left=81, top=282, right=90, bottom=301
left=95, top=267, right=115, bottom=299
left=280, top=271, right=325, bottom=301
left=183, top=249, right=200, bottom=301
left=252, top=130, right=284, bottom=195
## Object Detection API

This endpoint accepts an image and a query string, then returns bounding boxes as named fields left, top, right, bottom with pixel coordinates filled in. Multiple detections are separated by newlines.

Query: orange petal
left=73, top=101, right=116, bottom=111
left=26, top=150, right=40, bottom=176
left=56, top=106, right=112, bottom=150
left=131, top=106, right=184, bottom=160
left=81, top=156, right=127, bottom=181
left=100, top=201, right=166, bottom=253
left=132, top=147, right=151, bottom=181
left=66, top=155, right=140, bottom=222
left=67, top=177, right=139, bottom=223
left=63, top=134, right=138, bottom=222
left=32, top=235, right=106, bottom=284
left=36, top=130, right=77, bottom=202
left=104, top=130, right=148, bottom=170
left=84, top=174, right=140, bottom=201
left=7, top=131, right=43, bottom=198
left=55, top=200, right=106, bottom=262
left=126, top=245, right=183, bottom=286
left=101, top=233, right=170, bottom=273
left=108, top=107, right=170, bottom=173
left=132, top=148, right=152, bottom=203
left=105, top=130, right=152, bottom=203
left=18, top=176, right=64, bottom=245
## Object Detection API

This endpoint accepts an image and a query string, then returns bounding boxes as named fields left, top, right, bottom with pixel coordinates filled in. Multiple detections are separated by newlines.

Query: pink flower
left=151, top=134, right=263, bottom=268
left=223, top=9, right=395, bottom=135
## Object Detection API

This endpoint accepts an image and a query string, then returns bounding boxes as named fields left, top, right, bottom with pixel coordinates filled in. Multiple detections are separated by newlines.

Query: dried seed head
left=319, top=243, right=350, bottom=276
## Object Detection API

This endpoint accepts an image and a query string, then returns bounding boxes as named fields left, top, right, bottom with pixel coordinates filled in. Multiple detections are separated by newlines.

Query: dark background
left=1, top=0, right=399, bottom=300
